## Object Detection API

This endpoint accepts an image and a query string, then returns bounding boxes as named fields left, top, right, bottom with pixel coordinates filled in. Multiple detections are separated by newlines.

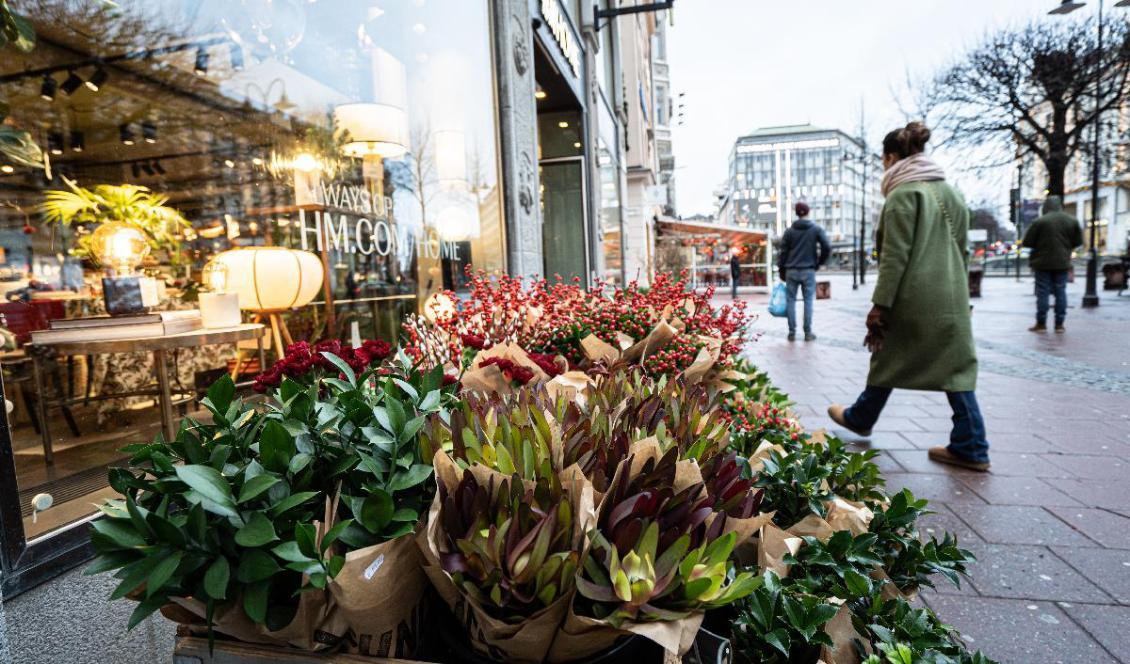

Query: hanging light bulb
left=69, top=130, right=85, bottom=153
left=119, top=123, right=135, bottom=145
left=85, top=66, right=108, bottom=92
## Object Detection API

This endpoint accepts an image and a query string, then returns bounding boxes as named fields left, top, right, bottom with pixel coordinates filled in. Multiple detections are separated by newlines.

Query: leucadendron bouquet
left=89, top=346, right=456, bottom=656
left=418, top=368, right=772, bottom=662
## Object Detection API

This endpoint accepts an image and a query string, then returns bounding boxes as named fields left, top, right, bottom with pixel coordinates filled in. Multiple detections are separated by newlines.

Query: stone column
left=492, top=0, right=543, bottom=278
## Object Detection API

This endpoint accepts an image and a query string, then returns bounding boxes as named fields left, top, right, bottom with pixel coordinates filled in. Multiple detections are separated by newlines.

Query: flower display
left=403, top=268, right=751, bottom=380
left=252, top=338, right=392, bottom=392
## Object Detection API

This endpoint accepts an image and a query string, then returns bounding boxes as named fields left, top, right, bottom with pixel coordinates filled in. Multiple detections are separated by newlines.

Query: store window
left=0, top=0, right=503, bottom=588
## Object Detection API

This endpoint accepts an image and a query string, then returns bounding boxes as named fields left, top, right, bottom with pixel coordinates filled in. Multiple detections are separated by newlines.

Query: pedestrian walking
left=828, top=122, right=991, bottom=472
left=1022, top=196, right=1083, bottom=333
left=730, top=250, right=742, bottom=299
left=777, top=201, right=830, bottom=341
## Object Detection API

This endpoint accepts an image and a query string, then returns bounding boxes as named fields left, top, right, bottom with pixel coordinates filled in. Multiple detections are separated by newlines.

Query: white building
left=719, top=124, right=882, bottom=262
left=1017, top=103, right=1130, bottom=255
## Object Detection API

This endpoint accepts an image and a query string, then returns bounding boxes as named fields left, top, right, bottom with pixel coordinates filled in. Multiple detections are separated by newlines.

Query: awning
left=655, top=217, right=768, bottom=245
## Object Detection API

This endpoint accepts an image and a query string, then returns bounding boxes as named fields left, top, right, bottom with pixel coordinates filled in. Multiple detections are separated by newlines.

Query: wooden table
left=28, top=324, right=267, bottom=462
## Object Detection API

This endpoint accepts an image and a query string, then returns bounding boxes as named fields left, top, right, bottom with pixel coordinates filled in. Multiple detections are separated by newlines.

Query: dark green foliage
left=89, top=351, right=454, bottom=634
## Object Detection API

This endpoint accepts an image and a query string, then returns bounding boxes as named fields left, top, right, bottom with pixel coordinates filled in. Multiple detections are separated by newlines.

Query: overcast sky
left=667, top=0, right=1099, bottom=219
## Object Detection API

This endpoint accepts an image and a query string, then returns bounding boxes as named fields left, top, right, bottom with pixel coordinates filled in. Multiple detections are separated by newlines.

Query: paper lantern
left=333, top=103, right=409, bottom=158
left=209, top=247, right=323, bottom=312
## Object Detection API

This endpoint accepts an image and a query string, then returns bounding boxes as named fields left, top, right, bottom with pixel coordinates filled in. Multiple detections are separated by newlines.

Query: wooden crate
left=172, top=636, right=433, bottom=664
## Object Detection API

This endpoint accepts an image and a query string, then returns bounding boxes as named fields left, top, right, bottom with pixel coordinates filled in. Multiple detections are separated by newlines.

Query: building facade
left=0, top=1, right=673, bottom=661
left=719, top=124, right=882, bottom=263
left=1017, top=103, right=1130, bottom=255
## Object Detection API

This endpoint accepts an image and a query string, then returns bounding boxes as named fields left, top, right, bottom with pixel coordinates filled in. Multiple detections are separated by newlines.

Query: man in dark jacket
left=1022, top=196, right=1083, bottom=332
left=730, top=251, right=742, bottom=299
left=777, top=201, right=831, bottom=341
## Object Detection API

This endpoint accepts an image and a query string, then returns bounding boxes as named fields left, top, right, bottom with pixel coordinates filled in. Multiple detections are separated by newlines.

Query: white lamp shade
left=209, top=247, right=324, bottom=312
left=333, top=103, right=409, bottom=158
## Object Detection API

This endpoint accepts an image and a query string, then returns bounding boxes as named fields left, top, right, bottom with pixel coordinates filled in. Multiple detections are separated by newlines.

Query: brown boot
left=928, top=446, right=991, bottom=472
left=827, top=404, right=871, bottom=437
left=1028, top=324, right=1047, bottom=333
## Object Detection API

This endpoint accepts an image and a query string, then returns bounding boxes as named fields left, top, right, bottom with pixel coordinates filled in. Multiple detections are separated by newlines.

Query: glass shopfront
left=0, top=0, right=504, bottom=591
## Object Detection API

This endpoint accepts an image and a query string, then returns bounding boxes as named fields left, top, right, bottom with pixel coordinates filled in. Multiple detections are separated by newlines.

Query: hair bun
left=903, top=121, right=931, bottom=153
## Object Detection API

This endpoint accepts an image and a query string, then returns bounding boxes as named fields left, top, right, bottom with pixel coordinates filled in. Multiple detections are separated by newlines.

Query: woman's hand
left=864, top=305, right=888, bottom=353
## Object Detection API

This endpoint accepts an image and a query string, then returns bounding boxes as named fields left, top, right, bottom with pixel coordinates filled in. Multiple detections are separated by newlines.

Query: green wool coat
left=868, top=180, right=978, bottom=392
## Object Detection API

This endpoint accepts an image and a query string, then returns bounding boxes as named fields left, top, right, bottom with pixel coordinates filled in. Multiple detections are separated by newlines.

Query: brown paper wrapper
left=716, top=510, right=776, bottom=549
left=622, top=319, right=677, bottom=364
left=169, top=587, right=340, bottom=652
left=544, top=371, right=595, bottom=405
left=787, top=514, right=836, bottom=543
left=546, top=603, right=705, bottom=661
left=329, top=534, right=428, bottom=657
left=459, top=363, right=512, bottom=396
left=473, top=342, right=551, bottom=384
left=819, top=604, right=869, bottom=664
left=680, top=345, right=719, bottom=385
left=824, top=496, right=875, bottom=536
left=748, top=440, right=786, bottom=473
left=757, top=522, right=803, bottom=578
left=420, top=452, right=596, bottom=663
left=580, top=334, right=620, bottom=364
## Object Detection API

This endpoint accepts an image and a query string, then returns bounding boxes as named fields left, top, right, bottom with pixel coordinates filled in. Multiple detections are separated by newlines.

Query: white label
left=363, top=553, right=385, bottom=580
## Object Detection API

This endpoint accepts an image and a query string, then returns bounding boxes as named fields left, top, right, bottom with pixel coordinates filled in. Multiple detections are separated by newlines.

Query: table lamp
left=199, top=261, right=242, bottom=328
left=210, top=247, right=324, bottom=358
left=94, top=222, right=159, bottom=315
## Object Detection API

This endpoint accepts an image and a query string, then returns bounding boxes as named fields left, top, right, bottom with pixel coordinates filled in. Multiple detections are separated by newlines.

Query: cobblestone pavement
left=731, top=273, right=1130, bottom=664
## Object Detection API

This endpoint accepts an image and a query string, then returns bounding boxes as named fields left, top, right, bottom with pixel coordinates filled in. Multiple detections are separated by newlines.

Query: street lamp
left=1049, top=0, right=1127, bottom=307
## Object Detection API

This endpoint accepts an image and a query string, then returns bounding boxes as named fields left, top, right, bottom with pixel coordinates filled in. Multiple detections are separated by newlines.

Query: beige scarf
left=880, top=153, right=946, bottom=197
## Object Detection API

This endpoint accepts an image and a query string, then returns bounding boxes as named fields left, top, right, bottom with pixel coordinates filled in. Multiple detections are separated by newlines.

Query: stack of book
left=31, top=310, right=203, bottom=344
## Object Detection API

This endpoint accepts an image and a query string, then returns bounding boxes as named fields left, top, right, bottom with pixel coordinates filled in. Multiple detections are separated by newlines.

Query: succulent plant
left=575, top=450, right=759, bottom=626
left=437, top=469, right=579, bottom=620
left=701, top=450, right=763, bottom=519
left=443, top=389, right=562, bottom=481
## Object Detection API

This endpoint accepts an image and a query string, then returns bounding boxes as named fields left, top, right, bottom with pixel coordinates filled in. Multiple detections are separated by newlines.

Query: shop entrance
left=534, top=48, right=588, bottom=282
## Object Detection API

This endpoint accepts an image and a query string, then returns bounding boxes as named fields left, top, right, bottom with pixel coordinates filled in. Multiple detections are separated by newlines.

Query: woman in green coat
left=828, top=122, right=991, bottom=471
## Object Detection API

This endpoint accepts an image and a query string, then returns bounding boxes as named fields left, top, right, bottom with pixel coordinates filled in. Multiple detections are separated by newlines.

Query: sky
left=666, top=0, right=1100, bottom=219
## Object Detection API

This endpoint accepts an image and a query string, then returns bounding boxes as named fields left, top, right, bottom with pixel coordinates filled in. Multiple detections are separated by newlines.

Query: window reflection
left=0, top=0, right=503, bottom=539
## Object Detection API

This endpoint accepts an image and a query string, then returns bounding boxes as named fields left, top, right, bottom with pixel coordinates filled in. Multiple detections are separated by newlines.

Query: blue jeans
left=844, top=386, right=990, bottom=463
left=785, top=268, right=816, bottom=335
left=1034, top=269, right=1068, bottom=327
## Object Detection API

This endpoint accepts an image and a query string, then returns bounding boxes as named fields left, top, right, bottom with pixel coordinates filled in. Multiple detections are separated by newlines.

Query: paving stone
left=979, top=432, right=1057, bottom=453
left=963, top=543, right=1112, bottom=603
left=1049, top=547, right=1130, bottom=605
left=1045, top=507, right=1130, bottom=550
left=954, top=505, right=1095, bottom=546
left=1054, top=479, right=1130, bottom=510
left=958, top=475, right=1083, bottom=507
left=1051, top=454, right=1130, bottom=480
left=927, top=596, right=1117, bottom=663
left=869, top=416, right=925, bottom=433
left=845, top=432, right=920, bottom=451
left=917, top=504, right=984, bottom=544
left=882, top=472, right=986, bottom=505
left=867, top=450, right=905, bottom=474
left=1064, top=604, right=1130, bottom=660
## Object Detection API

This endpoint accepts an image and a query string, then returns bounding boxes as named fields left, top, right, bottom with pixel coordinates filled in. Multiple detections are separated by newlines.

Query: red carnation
left=461, top=334, right=486, bottom=350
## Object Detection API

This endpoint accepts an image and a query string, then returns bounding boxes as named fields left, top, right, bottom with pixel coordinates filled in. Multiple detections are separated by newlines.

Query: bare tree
left=924, top=18, right=1130, bottom=197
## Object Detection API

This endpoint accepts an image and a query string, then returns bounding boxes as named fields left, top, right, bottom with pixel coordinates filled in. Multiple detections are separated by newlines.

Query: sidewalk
left=734, top=274, right=1130, bottom=664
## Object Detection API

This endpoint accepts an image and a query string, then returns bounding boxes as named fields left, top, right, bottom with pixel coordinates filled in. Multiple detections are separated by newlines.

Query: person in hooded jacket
left=1022, top=196, right=1083, bottom=333
left=777, top=201, right=831, bottom=341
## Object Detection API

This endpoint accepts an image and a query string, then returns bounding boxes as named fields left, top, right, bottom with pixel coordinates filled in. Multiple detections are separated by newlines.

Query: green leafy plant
left=437, top=469, right=579, bottom=620
left=443, top=388, right=560, bottom=481
left=754, top=447, right=836, bottom=528
left=869, top=490, right=975, bottom=592
left=731, top=571, right=839, bottom=664
left=39, top=177, right=190, bottom=265
left=89, top=349, right=454, bottom=634
left=857, top=595, right=999, bottom=664
left=784, top=530, right=885, bottom=602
